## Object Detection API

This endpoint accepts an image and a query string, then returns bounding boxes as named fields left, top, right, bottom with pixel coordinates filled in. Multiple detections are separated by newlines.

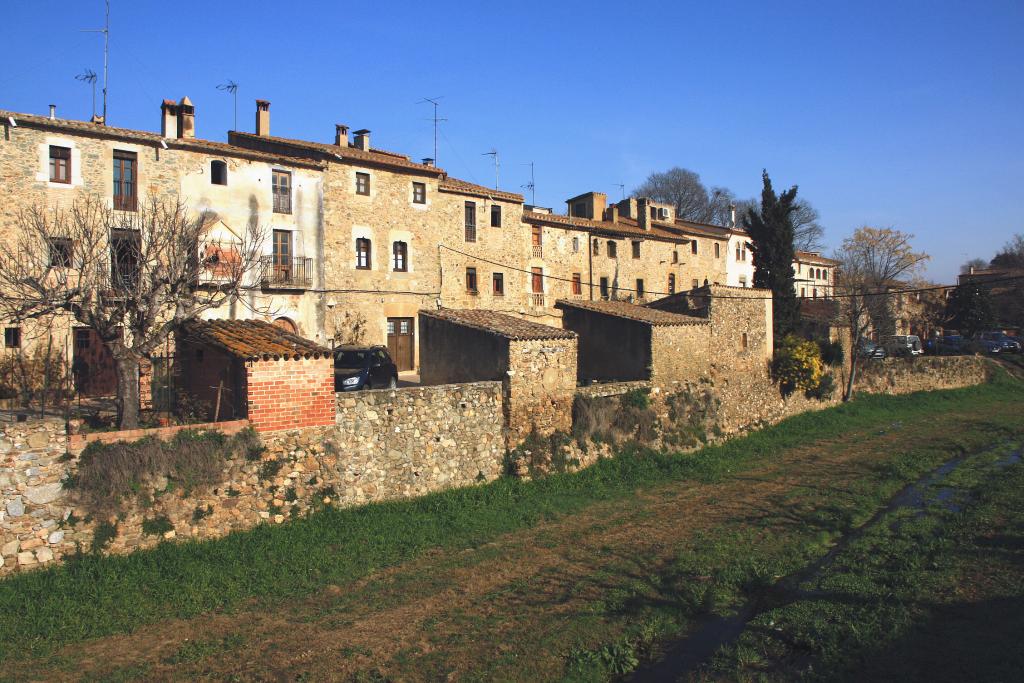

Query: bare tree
left=833, top=227, right=929, bottom=401
left=0, top=194, right=265, bottom=428
left=961, top=257, right=989, bottom=273
left=634, top=167, right=715, bottom=223
left=991, top=233, right=1024, bottom=269
left=791, top=200, right=826, bottom=252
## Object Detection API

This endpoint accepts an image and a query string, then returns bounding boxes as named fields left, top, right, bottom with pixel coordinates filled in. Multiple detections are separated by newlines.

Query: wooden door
left=72, top=328, right=117, bottom=397
left=387, top=318, right=414, bottom=372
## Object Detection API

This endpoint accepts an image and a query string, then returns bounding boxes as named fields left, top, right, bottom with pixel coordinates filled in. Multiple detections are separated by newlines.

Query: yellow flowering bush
left=773, top=334, right=823, bottom=395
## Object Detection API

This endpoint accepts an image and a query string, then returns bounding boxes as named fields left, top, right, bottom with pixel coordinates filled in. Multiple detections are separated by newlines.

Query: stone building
left=794, top=250, right=837, bottom=299
left=418, top=308, right=577, bottom=445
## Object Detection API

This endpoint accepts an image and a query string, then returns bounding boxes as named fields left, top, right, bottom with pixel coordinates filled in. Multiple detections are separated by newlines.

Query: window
left=49, top=238, right=72, bottom=267
left=741, top=332, right=748, bottom=350
left=823, top=269, right=829, bottom=281
left=692, top=279, right=699, bottom=289
left=356, top=172, right=370, bottom=196
left=691, top=240, right=698, bottom=255
left=111, top=229, right=141, bottom=289
left=632, top=240, right=641, bottom=259
left=392, top=241, right=407, bottom=272
left=739, top=275, right=747, bottom=288
left=466, top=267, right=478, bottom=293
left=672, top=250, right=679, bottom=264
left=573, top=201, right=587, bottom=218
left=491, top=204, right=502, bottom=227
left=412, top=182, right=426, bottom=204
left=714, top=242, right=720, bottom=258
left=668, top=274, right=676, bottom=294
left=571, top=272, right=582, bottom=296
left=736, top=245, right=742, bottom=260
left=356, top=237, right=372, bottom=269
left=49, top=146, right=70, bottom=184
left=531, top=267, right=544, bottom=293
left=270, top=229, right=293, bottom=281
left=113, top=151, right=137, bottom=211
left=572, top=237, right=579, bottom=253
left=800, top=287, right=806, bottom=297
left=599, top=277, right=609, bottom=299
left=74, top=328, right=91, bottom=350
left=592, top=239, right=600, bottom=256
left=813, top=288, right=818, bottom=298
left=272, top=170, right=291, bottom=214
left=607, top=241, right=617, bottom=258
left=464, top=201, right=477, bottom=242
left=492, top=272, right=504, bottom=296
left=4, top=328, right=21, bottom=348
left=531, top=226, right=542, bottom=256
left=636, top=279, right=645, bottom=299
left=211, top=160, right=227, bottom=185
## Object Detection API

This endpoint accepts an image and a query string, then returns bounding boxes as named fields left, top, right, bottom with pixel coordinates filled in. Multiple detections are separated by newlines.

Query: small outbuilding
left=419, top=309, right=577, bottom=446
left=176, top=319, right=335, bottom=432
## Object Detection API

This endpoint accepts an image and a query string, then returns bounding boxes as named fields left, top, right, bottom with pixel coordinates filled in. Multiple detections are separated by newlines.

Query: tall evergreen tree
left=742, top=171, right=800, bottom=341
left=945, top=282, right=996, bottom=336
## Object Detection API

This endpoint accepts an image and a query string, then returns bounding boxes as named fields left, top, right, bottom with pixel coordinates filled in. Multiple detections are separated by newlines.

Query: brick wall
left=245, top=357, right=334, bottom=432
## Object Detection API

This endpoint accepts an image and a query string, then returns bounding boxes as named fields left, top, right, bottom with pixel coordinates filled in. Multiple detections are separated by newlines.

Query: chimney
left=177, top=96, right=195, bottom=139
left=48, top=104, right=56, bottom=120
left=334, top=124, right=349, bottom=146
left=160, top=100, right=179, bottom=138
left=637, top=197, right=651, bottom=231
left=729, top=202, right=736, bottom=228
left=969, top=265, right=975, bottom=275
left=255, top=100, right=271, bottom=137
left=607, top=204, right=619, bottom=223
left=422, top=157, right=435, bottom=167
left=353, top=129, right=371, bottom=151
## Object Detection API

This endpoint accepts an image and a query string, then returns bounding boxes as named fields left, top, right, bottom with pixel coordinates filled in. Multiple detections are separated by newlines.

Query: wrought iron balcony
left=532, top=245, right=543, bottom=258
left=260, top=255, right=312, bottom=289
left=530, top=293, right=545, bottom=307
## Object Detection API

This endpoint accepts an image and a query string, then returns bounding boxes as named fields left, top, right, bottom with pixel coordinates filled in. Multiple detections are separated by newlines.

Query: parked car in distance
left=938, top=335, right=967, bottom=355
left=973, top=331, right=1022, bottom=354
left=882, top=335, right=924, bottom=357
left=858, top=340, right=887, bottom=359
left=334, top=346, right=399, bottom=391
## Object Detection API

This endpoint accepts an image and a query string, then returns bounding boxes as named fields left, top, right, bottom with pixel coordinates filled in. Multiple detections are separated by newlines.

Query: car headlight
left=342, top=376, right=360, bottom=386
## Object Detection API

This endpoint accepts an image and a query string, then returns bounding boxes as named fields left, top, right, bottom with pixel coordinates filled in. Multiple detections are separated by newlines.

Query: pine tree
left=945, top=282, right=995, bottom=336
left=742, top=171, right=800, bottom=341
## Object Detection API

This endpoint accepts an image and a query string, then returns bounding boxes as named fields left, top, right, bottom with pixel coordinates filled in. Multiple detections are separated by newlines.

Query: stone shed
left=176, top=319, right=335, bottom=432
left=556, top=299, right=711, bottom=386
left=418, top=309, right=577, bottom=447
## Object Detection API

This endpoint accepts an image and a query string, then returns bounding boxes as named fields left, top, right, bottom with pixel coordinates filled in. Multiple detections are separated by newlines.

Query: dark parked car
left=938, top=335, right=967, bottom=355
left=973, top=331, right=1022, bottom=354
left=334, top=346, right=399, bottom=391
left=858, top=340, right=886, bottom=359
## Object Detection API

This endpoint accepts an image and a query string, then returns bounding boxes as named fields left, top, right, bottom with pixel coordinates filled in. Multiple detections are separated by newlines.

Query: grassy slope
left=0, top=373, right=1021, bottom=673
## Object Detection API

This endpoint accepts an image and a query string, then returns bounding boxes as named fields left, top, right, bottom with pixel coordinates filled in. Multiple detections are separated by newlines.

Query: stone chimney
left=607, top=204, right=619, bottom=223
left=422, top=157, right=435, bottom=167
left=48, top=104, right=56, bottom=120
left=729, top=203, right=736, bottom=228
left=353, top=129, right=371, bottom=151
left=255, top=100, right=271, bottom=137
left=177, top=96, right=195, bottom=139
left=637, top=197, right=651, bottom=231
left=335, top=124, right=349, bottom=146
left=161, top=99, right=179, bottom=138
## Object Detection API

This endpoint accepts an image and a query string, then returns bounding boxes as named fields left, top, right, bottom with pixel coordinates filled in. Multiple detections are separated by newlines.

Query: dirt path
left=8, top=405, right=1018, bottom=682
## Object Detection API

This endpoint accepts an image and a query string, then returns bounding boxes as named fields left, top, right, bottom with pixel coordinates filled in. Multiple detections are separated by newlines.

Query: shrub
left=91, top=520, right=118, bottom=553
left=619, top=388, right=651, bottom=411
left=141, top=515, right=174, bottom=537
left=506, top=428, right=577, bottom=477
left=818, top=338, right=845, bottom=367
left=773, top=335, right=824, bottom=396
left=807, top=373, right=837, bottom=400
left=572, top=390, right=658, bottom=447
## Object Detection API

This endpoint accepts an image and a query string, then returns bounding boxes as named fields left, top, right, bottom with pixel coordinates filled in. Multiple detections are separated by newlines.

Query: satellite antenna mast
left=417, top=96, right=446, bottom=163
left=75, top=69, right=98, bottom=118
left=482, top=149, right=499, bottom=189
left=521, top=162, right=536, bottom=204
left=81, top=0, right=110, bottom=122
left=615, top=183, right=625, bottom=200
left=217, top=80, right=239, bottom=130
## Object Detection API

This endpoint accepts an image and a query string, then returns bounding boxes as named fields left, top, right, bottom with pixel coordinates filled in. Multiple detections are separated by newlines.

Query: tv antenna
left=417, top=96, right=447, bottom=164
left=217, top=80, right=239, bottom=131
left=521, top=162, right=535, bottom=204
left=482, top=149, right=499, bottom=189
left=75, top=69, right=98, bottom=118
left=614, top=183, right=625, bottom=200
left=81, top=0, right=110, bottom=123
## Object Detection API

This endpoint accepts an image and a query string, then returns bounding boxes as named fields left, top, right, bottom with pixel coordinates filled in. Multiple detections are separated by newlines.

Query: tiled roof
left=0, top=110, right=324, bottom=170
left=555, top=299, right=708, bottom=326
left=438, top=177, right=524, bottom=203
left=421, top=308, right=575, bottom=341
left=795, top=250, right=839, bottom=265
left=180, top=319, right=331, bottom=361
left=229, top=131, right=442, bottom=174
left=670, top=219, right=731, bottom=240
left=523, top=211, right=689, bottom=243
left=800, top=299, right=841, bottom=323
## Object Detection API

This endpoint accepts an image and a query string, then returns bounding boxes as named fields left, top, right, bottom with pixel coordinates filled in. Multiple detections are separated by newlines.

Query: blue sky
left=3, top=0, right=1022, bottom=282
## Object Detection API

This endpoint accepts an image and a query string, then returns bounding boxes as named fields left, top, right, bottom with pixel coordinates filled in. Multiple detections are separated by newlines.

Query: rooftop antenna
left=75, top=69, right=98, bottom=119
left=81, top=0, right=110, bottom=123
left=615, top=183, right=626, bottom=200
left=521, top=162, right=535, bottom=204
left=482, top=149, right=499, bottom=189
left=217, top=80, right=239, bottom=131
left=417, top=96, right=447, bottom=164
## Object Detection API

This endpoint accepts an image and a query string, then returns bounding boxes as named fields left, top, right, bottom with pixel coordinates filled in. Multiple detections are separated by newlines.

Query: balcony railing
left=272, top=192, right=292, bottom=214
left=530, top=293, right=545, bottom=307
left=260, top=255, right=312, bottom=289
left=532, top=245, right=543, bottom=258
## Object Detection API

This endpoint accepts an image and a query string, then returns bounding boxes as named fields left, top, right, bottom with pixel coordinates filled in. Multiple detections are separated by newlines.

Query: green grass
left=1, top=374, right=1021, bottom=664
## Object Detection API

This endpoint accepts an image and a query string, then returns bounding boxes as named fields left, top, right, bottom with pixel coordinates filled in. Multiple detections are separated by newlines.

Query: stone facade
left=505, top=338, right=577, bottom=446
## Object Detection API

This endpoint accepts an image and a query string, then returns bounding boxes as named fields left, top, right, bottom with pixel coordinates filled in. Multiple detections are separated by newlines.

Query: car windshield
left=336, top=350, right=371, bottom=367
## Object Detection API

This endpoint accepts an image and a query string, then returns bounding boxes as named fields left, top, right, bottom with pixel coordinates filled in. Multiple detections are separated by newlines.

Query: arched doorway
left=272, top=317, right=298, bottom=334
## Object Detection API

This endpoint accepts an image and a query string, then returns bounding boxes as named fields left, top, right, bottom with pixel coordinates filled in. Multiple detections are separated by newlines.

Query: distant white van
left=883, top=335, right=924, bottom=357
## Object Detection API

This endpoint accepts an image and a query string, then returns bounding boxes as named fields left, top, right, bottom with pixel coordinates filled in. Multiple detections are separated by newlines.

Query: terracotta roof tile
left=229, top=131, right=442, bottom=174
left=421, top=309, right=575, bottom=341
left=438, top=177, right=524, bottom=203
left=523, top=211, right=688, bottom=243
left=555, top=299, right=708, bottom=326
left=795, top=250, right=839, bottom=265
left=180, top=319, right=331, bottom=361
